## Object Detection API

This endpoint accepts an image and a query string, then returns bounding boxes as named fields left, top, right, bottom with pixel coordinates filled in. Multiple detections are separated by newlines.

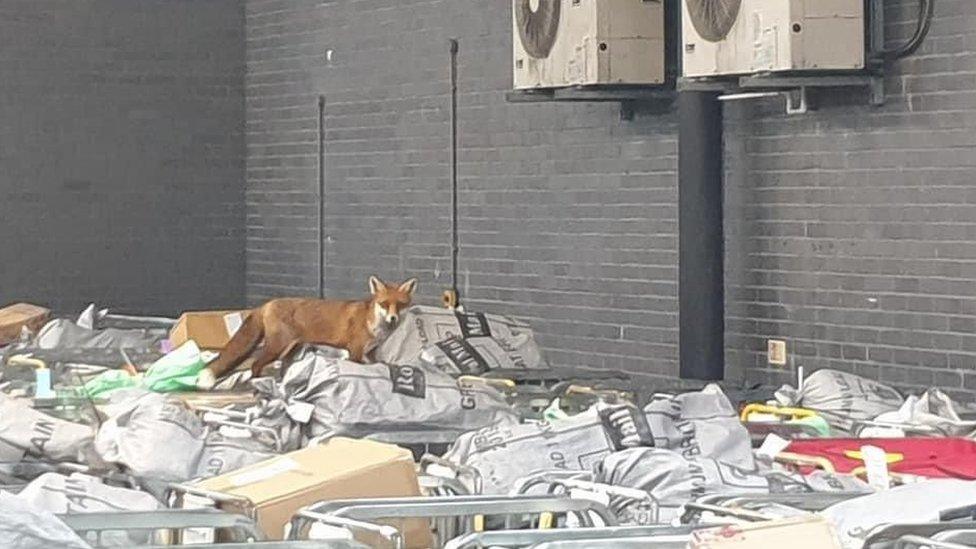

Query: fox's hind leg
left=250, top=326, right=296, bottom=378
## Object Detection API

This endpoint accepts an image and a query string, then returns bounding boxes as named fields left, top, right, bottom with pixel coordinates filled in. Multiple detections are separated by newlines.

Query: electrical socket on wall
left=768, top=339, right=787, bottom=366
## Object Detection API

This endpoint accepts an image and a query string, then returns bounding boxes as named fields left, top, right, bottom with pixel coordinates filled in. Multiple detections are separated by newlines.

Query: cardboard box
left=689, top=516, right=842, bottom=549
left=191, top=438, right=430, bottom=547
left=169, top=310, right=249, bottom=350
left=0, top=303, right=51, bottom=345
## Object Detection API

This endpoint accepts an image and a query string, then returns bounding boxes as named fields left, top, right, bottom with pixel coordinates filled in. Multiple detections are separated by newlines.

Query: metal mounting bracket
left=505, top=85, right=677, bottom=121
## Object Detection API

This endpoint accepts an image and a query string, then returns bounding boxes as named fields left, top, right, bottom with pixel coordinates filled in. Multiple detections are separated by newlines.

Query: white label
left=757, top=434, right=791, bottom=460
left=228, top=458, right=298, bottom=487
left=287, top=401, right=315, bottom=424
left=425, top=463, right=457, bottom=480
left=308, top=523, right=355, bottom=541
left=569, top=488, right=611, bottom=507
left=223, top=312, right=245, bottom=338
left=860, top=445, right=891, bottom=491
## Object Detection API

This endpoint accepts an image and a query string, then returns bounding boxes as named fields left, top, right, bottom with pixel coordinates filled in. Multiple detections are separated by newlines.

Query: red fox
left=196, top=276, right=418, bottom=390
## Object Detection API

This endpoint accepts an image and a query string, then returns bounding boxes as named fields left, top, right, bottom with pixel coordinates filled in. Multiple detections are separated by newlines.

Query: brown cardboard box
left=169, top=310, right=249, bottom=350
left=0, top=303, right=51, bottom=345
left=689, top=516, right=842, bottom=549
left=191, top=438, right=430, bottom=547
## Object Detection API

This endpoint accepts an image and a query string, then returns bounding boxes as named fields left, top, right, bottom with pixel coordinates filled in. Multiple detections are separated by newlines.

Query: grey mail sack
left=195, top=433, right=277, bottom=480
left=775, top=368, right=904, bottom=432
left=593, top=447, right=769, bottom=523
left=0, top=393, right=94, bottom=463
left=375, top=305, right=545, bottom=371
left=642, top=384, right=756, bottom=470
left=17, top=471, right=161, bottom=513
left=267, top=347, right=519, bottom=442
left=17, top=472, right=162, bottom=547
left=821, top=479, right=976, bottom=549
left=869, top=388, right=976, bottom=437
left=94, top=392, right=274, bottom=484
left=419, top=335, right=550, bottom=376
left=35, top=319, right=161, bottom=351
left=0, top=491, right=91, bottom=549
left=94, top=392, right=206, bottom=482
left=444, top=402, right=656, bottom=495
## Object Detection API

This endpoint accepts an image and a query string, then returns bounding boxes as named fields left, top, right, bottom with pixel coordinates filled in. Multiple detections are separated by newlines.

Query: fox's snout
left=385, top=313, right=399, bottom=325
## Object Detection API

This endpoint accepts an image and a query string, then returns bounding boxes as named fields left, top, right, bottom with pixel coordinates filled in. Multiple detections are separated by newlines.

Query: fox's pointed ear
left=368, top=275, right=384, bottom=296
left=399, top=278, right=419, bottom=296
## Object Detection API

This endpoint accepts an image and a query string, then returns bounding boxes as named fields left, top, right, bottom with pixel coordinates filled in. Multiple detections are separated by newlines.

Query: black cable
left=875, top=0, right=934, bottom=61
left=449, top=39, right=460, bottom=303
left=317, top=95, right=326, bottom=299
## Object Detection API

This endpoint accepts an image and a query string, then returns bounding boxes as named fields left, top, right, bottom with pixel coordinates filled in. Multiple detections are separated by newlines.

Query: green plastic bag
left=542, top=398, right=571, bottom=422
left=82, top=341, right=215, bottom=397
left=83, top=370, right=140, bottom=398
left=141, top=341, right=212, bottom=393
left=789, top=415, right=832, bottom=437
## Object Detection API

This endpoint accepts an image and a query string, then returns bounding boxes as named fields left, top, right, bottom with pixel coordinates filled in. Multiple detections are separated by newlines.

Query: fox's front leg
left=346, top=341, right=366, bottom=363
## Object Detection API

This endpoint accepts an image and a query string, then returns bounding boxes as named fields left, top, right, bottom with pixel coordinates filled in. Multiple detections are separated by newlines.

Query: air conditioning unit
left=682, top=0, right=866, bottom=78
left=513, top=0, right=665, bottom=89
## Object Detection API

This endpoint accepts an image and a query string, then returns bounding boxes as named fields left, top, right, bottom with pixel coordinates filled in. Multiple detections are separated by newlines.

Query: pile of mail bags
left=249, top=346, right=520, bottom=447
left=444, top=384, right=760, bottom=499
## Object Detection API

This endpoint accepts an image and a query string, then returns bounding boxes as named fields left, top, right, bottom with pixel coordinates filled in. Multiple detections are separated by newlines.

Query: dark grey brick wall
left=245, top=0, right=680, bottom=382
left=246, top=0, right=976, bottom=397
left=0, top=0, right=246, bottom=315
left=726, top=0, right=976, bottom=401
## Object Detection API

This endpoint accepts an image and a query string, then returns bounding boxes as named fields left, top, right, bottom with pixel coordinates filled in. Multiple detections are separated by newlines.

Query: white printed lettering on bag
left=495, top=338, right=527, bottom=369
left=388, top=365, right=426, bottom=398
left=458, top=380, right=477, bottom=410
left=437, top=337, right=489, bottom=374
left=455, top=312, right=491, bottom=338
left=598, top=406, right=654, bottom=451
left=472, top=425, right=508, bottom=451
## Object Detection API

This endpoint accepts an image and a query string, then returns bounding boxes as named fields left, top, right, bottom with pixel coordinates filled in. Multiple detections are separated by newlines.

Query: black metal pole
left=317, top=95, right=326, bottom=299
left=449, top=38, right=460, bottom=304
left=678, top=91, right=724, bottom=381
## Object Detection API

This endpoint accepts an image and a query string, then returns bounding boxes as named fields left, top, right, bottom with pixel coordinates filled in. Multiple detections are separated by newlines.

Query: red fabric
left=785, top=438, right=976, bottom=479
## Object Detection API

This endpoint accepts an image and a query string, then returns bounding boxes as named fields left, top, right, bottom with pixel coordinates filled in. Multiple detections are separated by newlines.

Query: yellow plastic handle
left=844, top=450, right=904, bottom=464
left=7, top=355, right=47, bottom=370
left=740, top=403, right=818, bottom=422
left=775, top=452, right=837, bottom=473
left=457, top=376, right=516, bottom=390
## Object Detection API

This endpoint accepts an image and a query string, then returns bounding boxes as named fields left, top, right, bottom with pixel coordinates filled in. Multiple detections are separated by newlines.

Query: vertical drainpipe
left=678, top=91, right=725, bottom=381
left=318, top=95, right=326, bottom=299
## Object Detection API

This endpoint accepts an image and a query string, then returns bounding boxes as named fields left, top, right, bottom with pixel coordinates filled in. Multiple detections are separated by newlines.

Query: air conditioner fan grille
left=686, top=0, right=742, bottom=43
left=515, top=0, right=561, bottom=59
